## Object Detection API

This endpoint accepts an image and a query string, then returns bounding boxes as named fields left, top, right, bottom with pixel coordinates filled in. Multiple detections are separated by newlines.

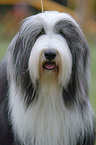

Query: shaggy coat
left=0, top=11, right=95, bottom=145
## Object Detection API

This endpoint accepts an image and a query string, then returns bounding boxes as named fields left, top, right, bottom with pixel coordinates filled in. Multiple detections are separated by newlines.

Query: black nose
left=44, top=49, right=57, bottom=60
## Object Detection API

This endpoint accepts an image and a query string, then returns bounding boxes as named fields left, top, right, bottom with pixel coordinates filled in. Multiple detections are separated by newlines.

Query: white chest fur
left=8, top=81, right=93, bottom=145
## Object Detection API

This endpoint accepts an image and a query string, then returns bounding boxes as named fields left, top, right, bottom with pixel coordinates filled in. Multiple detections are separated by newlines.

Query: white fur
left=8, top=11, right=94, bottom=145
left=29, top=34, right=72, bottom=87
left=9, top=80, right=94, bottom=145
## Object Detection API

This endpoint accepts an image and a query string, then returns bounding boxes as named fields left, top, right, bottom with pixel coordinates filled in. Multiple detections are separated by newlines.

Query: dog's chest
left=9, top=84, right=80, bottom=145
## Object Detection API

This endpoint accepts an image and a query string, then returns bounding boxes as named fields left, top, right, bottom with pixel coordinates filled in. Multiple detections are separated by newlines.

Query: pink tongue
left=44, top=63, right=56, bottom=70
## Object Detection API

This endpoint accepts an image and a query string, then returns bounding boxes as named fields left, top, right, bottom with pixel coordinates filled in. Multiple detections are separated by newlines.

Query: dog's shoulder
left=0, top=58, right=14, bottom=145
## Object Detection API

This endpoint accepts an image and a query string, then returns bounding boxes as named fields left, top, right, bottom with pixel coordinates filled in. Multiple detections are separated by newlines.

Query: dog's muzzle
left=43, top=49, right=57, bottom=71
left=44, top=49, right=57, bottom=60
left=39, top=49, right=61, bottom=80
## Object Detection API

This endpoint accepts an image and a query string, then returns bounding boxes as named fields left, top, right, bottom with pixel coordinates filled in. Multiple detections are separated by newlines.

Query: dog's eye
left=59, top=31, right=65, bottom=37
left=58, top=30, right=67, bottom=40
left=36, top=28, right=45, bottom=39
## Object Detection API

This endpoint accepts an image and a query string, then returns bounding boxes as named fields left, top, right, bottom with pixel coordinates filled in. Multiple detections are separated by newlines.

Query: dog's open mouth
left=43, top=61, right=56, bottom=70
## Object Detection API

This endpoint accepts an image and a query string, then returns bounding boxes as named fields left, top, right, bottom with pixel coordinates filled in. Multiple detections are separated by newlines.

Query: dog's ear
left=7, top=31, right=38, bottom=107
left=7, top=16, right=45, bottom=107
left=10, top=21, right=44, bottom=83
left=56, top=20, right=90, bottom=107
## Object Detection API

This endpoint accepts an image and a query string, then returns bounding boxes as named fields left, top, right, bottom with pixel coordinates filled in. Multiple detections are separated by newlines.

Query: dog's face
left=28, top=12, right=72, bottom=87
left=8, top=11, right=89, bottom=107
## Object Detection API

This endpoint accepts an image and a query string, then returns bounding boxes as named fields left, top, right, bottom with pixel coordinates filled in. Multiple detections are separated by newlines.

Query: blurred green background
left=0, top=0, right=96, bottom=143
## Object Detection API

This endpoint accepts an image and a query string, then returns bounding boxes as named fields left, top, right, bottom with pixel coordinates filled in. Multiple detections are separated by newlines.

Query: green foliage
left=0, top=39, right=11, bottom=61
left=90, top=42, right=96, bottom=116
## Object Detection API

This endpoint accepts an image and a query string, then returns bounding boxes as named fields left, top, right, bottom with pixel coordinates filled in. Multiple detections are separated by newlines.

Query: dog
left=0, top=11, right=95, bottom=145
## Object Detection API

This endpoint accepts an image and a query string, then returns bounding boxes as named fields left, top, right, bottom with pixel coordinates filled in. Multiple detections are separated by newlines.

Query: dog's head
left=7, top=11, right=89, bottom=107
